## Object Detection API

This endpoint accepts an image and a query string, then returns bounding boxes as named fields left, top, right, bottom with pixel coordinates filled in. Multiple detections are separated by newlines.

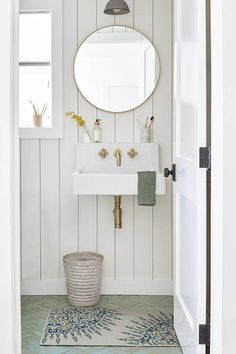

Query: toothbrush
left=145, top=116, right=149, bottom=128
left=148, top=116, right=154, bottom=128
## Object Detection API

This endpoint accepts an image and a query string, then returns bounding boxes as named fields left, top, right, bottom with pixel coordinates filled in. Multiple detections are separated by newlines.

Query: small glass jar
left=140, top=127, right=152, bottom=143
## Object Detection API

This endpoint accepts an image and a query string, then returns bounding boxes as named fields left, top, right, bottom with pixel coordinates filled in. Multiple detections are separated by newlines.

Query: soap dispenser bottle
left=93, top=119, right=101, bottom=143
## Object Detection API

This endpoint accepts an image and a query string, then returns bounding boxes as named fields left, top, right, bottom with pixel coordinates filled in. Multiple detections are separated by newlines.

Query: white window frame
left=19, top=0, right=63, bottom=138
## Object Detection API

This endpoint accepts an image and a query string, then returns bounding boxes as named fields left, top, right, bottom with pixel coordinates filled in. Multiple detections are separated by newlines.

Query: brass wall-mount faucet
left=113, top=149, right=122, bottom=166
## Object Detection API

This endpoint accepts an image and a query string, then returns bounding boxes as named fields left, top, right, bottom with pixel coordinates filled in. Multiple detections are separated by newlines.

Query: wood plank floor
left=21, top=295, right=182, bottom=354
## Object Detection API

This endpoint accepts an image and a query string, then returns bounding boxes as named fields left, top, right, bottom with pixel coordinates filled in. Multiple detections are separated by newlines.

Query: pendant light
left=104, top=0, right=130, bottom=15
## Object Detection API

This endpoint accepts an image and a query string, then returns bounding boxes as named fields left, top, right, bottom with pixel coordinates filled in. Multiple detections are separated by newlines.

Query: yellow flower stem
left=84, top=125, right=93, bottom=142
left=65, top=112, right=92, bottom=142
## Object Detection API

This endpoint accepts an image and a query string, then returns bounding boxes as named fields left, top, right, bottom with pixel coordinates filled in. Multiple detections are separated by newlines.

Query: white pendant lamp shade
left=104, top=0, right=130, bottom=15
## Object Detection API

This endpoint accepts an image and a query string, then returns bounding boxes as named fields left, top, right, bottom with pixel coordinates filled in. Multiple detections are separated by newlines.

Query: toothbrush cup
left=140, top=127, right=152, bottom=143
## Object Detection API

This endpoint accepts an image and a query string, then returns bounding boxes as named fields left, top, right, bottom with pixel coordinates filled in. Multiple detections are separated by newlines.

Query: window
left=19, top=12, right=52, bottom=128
left=19, top=0, right=63, bottom=138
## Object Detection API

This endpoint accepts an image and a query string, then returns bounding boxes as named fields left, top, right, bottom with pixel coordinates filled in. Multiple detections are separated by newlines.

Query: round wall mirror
left=74, top=26, right=160, bottom=113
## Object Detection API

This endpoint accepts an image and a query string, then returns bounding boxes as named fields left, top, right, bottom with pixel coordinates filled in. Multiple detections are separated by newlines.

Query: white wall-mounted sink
left=73, top=143, right=166, bottom=196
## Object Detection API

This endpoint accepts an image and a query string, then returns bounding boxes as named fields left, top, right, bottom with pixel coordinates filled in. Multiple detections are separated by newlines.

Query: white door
left=172, top=1, right=207, bottom=353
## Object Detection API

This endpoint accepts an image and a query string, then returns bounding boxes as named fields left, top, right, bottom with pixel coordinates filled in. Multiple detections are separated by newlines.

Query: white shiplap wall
left=21, top=0, right=172, bottom=295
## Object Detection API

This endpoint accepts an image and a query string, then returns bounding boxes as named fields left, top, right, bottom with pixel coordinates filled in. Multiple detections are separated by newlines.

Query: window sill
left=19, top=126, right=63, bottom=139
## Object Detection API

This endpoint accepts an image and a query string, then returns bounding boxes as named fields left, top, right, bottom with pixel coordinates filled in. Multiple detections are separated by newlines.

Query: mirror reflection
left=74, top=26, right=160, bottom=113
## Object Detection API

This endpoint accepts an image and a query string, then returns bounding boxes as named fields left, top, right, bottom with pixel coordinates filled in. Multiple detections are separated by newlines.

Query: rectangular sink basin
left=73, top=143, right=166, bottom=196
left=73, top=172, right=165, bottom=195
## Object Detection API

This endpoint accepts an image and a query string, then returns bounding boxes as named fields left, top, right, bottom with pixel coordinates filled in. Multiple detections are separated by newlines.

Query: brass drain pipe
left=113, top=196, right=122, bottom=229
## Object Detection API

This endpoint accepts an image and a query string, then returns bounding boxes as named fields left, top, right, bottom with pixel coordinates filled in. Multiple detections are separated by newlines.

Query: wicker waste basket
left=63, top=252, right=103, bottom=307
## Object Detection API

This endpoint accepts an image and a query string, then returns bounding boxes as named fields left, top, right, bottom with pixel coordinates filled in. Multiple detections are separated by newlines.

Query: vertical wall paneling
left=96, top=0, right=116, bottom=144
left=153, top=0, right=172, bottom=281
left=153, top=0, right=172, bottom=168
left=97, top=0, right=115, bottom=28
left=153, top=191, right=172, bottom=280
left=21, top=0, right=173, bottom=295
left=96, top=0, right=116, bottom=278
left=133, top=0, right=153, bottom=142
left=115, top=0, right=134, bottom=143
left=97, top=110, right=115, bottom=143
left=133, top=98, right=153, bottom=280
left=98, top=196, right=115, bottom=280
left=21, top=140, right=41, bottom=280
left=115, top=0, right=134, bottom=27
left=114, top=0, right=135, bottom=282
left=134, top=0, right=153, bottom=38
left=134, top=203, right=153, bottom=278
left=133, top=0, right=154, bottom=280
left=41, top=140, right=60, bottom=280
left=77, top=1, right=98, bottom=253
left=77, top=97, right=97, bottom=252
left=59, top=0, right=79, bottom=279
left=115, top=111, right=134, bottom=143
left=116, top=196, right=134, bottom=280
left=115, top=110, right=134, bottom=281
left=77, top=0, right=97, bottom=44
left=79, top=195, right=98, bottom=252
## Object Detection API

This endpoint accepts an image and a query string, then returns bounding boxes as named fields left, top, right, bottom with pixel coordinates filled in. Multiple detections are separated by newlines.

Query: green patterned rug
left=41, top=307, right=179, bottom=347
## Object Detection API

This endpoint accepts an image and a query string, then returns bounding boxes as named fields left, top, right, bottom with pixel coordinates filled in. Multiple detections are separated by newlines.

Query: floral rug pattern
left=41, top=307, right=179, bottom=347
left=119, top=312, right=179, bottom=346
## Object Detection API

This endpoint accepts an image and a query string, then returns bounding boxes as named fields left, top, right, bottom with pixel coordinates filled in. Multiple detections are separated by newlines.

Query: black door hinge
left=199, top=324, right=210, bottom=346
left=199, top=147, right=211, bottom=169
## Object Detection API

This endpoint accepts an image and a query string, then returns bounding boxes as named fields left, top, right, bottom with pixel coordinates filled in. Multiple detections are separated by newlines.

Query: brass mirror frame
left=74, top=25, right=161, bottom=114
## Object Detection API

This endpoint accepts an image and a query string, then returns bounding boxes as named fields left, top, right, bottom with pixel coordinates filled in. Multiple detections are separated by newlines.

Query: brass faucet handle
left=127, top=148, right=138, bottom=158
left=98, top=148, right=109, bottom=159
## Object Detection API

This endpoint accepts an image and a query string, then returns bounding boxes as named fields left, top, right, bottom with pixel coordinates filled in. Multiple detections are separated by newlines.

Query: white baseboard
left=21, top=278, right=173, bottom=296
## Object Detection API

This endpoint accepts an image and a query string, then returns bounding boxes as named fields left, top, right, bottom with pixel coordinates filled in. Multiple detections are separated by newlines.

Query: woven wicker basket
left=63, top=252, right=104, bottom=307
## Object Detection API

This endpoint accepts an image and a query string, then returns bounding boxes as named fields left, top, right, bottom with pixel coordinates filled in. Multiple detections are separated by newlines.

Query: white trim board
left=0, top=0, right=21, bottom=353
left=21, top=279, right=173, bottom=296
left=210, top=0, right=236, bottom=353
left=210, top=1, right=223, bottom=353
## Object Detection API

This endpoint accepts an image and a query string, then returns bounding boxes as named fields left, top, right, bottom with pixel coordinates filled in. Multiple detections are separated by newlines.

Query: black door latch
left=164, top=164, right=176, bottom=182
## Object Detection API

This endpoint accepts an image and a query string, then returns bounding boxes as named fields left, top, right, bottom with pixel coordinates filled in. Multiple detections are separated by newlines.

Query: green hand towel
left=137, top=171, right=156, bottom=206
